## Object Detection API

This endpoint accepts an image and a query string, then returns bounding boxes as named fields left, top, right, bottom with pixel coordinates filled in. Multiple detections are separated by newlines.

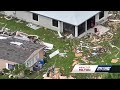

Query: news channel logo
left=71, top=65, right=112, bottom=73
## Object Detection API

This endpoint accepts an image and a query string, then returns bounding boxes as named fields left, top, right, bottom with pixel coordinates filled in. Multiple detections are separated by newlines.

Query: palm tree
left=2, top=68, right=9, bottom=74
left=10, top=64, right=30, bottom=79
left=2, top=63, right=32, bottom=79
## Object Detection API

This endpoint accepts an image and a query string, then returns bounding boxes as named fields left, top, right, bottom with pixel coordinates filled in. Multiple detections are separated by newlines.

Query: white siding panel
left=38, top=15, right=61, bottom=31
left=15, top=11, right=32, bottom=23
left=60, top=21, right=63, bottom=32
left=15, top=11, right=40, bottom=25
left=95, top=13, right=99, bottom=23
left=4, top=11, right=15, bottom=16
left=15, top=11, right=61, bottom=32
left=95, top=11, right=109, bottom=23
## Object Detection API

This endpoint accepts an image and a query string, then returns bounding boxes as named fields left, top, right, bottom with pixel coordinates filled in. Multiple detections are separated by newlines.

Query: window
left=37, top=54, right=40, bottom=59
left=52, top=19, right=58, bottom=27
left=27, top=60, right=33, bottom=67
left=31, top=59, right=34, bottom=65
left=27, top=61, right=30, bottom=67
left=29, top=60, right=32, bottom=67
left=25, top=62, right=28, bottom=67
left=87, top=16, right=95, bottom=30
left=99, top=11, right=104, bottom=19
left=8, top=64, right=14, bottom=70
left=35, top=55, right=38, bottom=61
left=33, top=13, right=38, bottom=21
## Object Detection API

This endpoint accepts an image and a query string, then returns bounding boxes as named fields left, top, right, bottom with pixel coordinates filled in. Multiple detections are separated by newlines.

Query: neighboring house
left=0, top=35, right=45, bottom=70
left=0, top=59, right=17, bottom=71
left=2, top=11, right=109, bottom=37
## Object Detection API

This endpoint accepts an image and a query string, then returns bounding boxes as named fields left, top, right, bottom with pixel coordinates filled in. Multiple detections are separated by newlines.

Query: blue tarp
left=33, top=59, right=45, bottom=71
left=39, top=59, right=44, bottom=65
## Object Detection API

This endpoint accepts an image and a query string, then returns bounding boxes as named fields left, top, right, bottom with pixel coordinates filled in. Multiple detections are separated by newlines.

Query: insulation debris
left=10, top=42, right=23, bottom=46
left=49, top=50, right=59, bottom=58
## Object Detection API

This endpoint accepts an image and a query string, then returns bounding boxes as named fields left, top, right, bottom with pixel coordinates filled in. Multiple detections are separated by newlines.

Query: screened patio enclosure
left=63, top=22, right=75, bottom=36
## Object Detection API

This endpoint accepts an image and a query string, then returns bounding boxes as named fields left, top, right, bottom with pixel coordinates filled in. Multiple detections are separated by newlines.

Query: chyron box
left=71, top=65, right=120, bottom=73
left=71, top=65, right=98, bottom=73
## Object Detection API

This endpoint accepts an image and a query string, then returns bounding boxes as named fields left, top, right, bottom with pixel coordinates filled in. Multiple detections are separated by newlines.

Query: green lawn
left=0, top=75, right=9, bottom=79
left=1, top=14, right=120, bottom=79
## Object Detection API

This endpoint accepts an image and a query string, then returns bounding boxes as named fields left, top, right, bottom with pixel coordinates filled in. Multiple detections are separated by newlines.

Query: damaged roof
left=30, top=11, right=100, bottom=26
left=0, top=36, right=44, bottom=63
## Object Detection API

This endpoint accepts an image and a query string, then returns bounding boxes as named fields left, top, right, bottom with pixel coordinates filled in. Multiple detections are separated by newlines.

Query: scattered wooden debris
left=44, top=77, right=52, bottom=79
left=16, top=19, right=23, bottom=23
left=72, top=60, right=79, bottom=67
left=81, top=56, right=89, bottom=63
left=96, top=45, right=103, bottom=49
left=109, top=42, right=120, bottom=57
left=59, top=76, right=67, bottom=79
left=42, top=42, right=53, bottom=50
left=91, top=36, right=100, bottom=43
left=109, top=19, right=120, bottom=22
left=4, top=15, right=13, bottom=20
left=107, top=49, right=112, bottom=54
left=68, top=75, right=75, bottom=79
left=72, top=47, right=83, bottom=58
left=100, top=57, right=104, bottom=62
left=26, top=23, right=41, bottom=30
left=75, top=52, right=83, bottom=57
left=64, top=49, right=69, bottom=53
left=59, top=53, right=67, bottom=57
left=15, top=31, right=30, bottom=41
left=43, top=66, right=75, bottom=79
left=72, top=48, right=76, bottom=53
left=57, top=31, right=63, bottom=38
left=115, top=52, right=119, bottom=57
left=60, top=67, right=65, bottom=72
left=89, top=61, right=96, bottom=64
left=0, top=24, right=7, bottom=33
left=111, top=59, right=119, bottom=63
left=97, top=76, right=102, bottom=79
left=66, top=34, right=74, bottom=39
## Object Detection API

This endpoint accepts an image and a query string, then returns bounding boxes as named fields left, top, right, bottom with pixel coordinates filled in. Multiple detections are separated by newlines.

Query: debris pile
left=42, top=42, right=53, bottom=50
left=15, top=31, right=39, bottom=43
left=26, top=23, right=41, bottom=30
left=4, top=15, right=13, bottom=20
left=72, top=39, right=107, bottom=64
left=72, top=60, right=80, bottom=66
left=43, top=66, right=75, bottom=79
left=2, top=29, right=40, bottom=44
left=15, top=19, right=23, bottom=23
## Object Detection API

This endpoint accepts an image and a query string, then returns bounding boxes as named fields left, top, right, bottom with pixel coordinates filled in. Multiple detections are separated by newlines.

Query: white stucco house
left=2, top=11, right=109, bottom=37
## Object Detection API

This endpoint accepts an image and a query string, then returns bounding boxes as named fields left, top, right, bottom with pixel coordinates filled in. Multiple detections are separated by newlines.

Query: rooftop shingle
left=0, top=36, right=44, bottom=63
